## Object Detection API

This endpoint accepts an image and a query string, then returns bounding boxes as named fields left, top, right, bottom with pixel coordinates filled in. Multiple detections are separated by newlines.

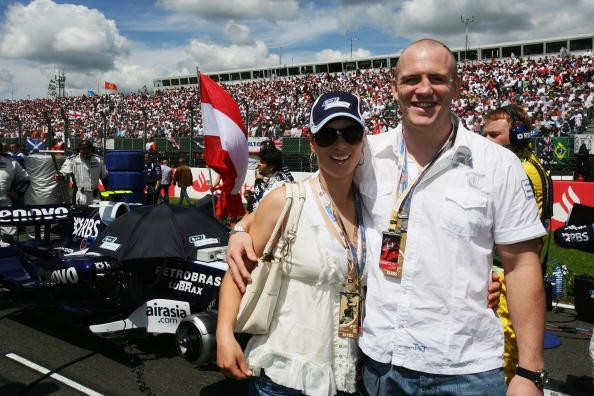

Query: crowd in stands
left=0, top=52, right=593, bottom=147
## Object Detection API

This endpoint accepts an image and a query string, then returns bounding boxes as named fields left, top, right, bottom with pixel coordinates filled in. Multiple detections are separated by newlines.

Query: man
left=227, top=39, right=546, bottom=395
left=157, top=159, right=172, bottom=204
left=247, top=145, right=291, bottom=211
left=483, top=105, right=553, bottom=225
left=6, top=141, right=27, bottom=207
left=484, top=105, right=553, bottom=383
left=143, top=152, right=161, bottom=205
left=173, top=157, right=193, bottom=205
left=56, top=140, right=107, bottom=205
left=0, top=142, right=29, bottom=244
left=8, top=141, right=26, bottom=169
left=145, top=137, right=157, bottom=154
left=259, top=139, right=294, bottom=182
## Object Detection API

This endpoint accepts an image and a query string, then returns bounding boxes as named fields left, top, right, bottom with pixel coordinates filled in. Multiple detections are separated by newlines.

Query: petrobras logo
left=155, top=265, right=221, bottom=286
left=0, top=205, right=70, bottom=224
left=50, top=267, right=79, bottom=284
left=72, top=217, right=100, bottom=238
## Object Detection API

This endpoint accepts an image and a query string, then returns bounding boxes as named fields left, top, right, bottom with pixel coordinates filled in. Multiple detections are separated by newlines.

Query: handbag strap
left=262, top=182, right=306, bottom=260
left=280, top=182, right=306, bottom=256
left=262, top=183, right=295, bottom=258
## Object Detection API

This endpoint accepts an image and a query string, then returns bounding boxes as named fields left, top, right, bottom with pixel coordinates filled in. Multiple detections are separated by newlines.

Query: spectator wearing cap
left=217, top=91, right=370, bottom=394
left=55, top=140, right=107, bottom=205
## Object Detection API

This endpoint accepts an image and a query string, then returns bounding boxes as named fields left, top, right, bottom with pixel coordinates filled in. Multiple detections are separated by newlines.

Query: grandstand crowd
left=0, top=52, right=593, bottom=148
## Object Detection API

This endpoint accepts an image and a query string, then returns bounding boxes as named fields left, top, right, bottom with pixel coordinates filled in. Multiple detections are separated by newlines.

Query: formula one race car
left=0, top=201, right=229, bottom=364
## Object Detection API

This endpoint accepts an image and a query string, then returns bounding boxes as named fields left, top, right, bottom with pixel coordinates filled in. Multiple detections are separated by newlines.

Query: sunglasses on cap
left=313, top=125, right=364, bottom=147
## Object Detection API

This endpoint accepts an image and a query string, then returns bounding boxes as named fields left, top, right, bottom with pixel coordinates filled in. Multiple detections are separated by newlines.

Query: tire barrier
left=105, top=150, right=145, bottom=203
left=107, top=171, right=145, bottom=191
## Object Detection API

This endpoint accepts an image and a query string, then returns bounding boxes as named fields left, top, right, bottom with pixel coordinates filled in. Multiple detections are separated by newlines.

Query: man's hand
left=54, top=172, right=64, bottom=181
left=226, top=232, right=258, bottom=293
left=488, top=271, right=502, bottom=309
left=507, top=373, right=543, bottom=396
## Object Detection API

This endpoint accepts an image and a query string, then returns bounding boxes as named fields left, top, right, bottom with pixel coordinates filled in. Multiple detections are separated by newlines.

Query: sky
left=0, top=0, right=592, bottom=100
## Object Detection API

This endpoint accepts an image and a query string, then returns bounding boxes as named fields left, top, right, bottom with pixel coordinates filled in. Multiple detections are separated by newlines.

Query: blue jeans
left=248, top=372, right=356, bottom=396
left=248, top=373, right=303, bottom=396
left=179, top=186, right=192, bottom=205
left=362, top=356, right=506, bottom=396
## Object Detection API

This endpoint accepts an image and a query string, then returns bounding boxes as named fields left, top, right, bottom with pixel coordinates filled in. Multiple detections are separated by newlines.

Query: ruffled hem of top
left=248, top=348, right=353, bottom=396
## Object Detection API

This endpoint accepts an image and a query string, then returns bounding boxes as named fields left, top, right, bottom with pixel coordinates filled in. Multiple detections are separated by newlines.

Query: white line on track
left=5, top=353, right=104, bottom=396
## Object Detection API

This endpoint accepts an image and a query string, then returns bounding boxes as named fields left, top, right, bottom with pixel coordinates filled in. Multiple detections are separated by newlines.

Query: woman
left=217, top=91, right=369, bottom=396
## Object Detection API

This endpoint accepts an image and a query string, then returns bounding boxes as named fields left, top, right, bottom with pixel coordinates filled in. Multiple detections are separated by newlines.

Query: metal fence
left=3, top=135, right=592, bottom=179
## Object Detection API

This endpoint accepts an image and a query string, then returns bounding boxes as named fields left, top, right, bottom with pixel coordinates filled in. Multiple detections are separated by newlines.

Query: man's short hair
left=78, top=140, right=93, bottom=150
left=258, top=146, right=283, bottom=172
left=395, top=38, right=458, bottom=82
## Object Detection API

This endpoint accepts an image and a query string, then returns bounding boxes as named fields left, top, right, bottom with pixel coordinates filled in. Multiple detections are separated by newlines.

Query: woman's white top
left=245, top=179, right=369, bottom=396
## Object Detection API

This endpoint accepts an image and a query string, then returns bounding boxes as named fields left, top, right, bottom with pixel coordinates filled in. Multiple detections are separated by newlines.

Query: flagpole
left=193, top=66, right=200, bottom=168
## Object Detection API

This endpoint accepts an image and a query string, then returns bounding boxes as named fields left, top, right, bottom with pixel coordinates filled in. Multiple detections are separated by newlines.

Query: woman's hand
left=216, top=331, right=252, bottom=380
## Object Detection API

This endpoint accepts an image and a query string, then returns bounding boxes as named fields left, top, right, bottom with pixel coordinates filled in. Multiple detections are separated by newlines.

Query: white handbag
left=234, top=182, right=305, bottom=334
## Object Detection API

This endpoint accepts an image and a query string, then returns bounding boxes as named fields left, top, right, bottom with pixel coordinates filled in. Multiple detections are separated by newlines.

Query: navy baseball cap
left=309, top=91, right=365, bottom=134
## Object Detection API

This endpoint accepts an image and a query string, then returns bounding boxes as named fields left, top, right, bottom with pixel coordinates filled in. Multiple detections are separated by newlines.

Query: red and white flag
left=200, top=73, right=248, bottom=218
left=104, top=81, right=118, bottom=91
left=168, top=135, right=181, bottom=150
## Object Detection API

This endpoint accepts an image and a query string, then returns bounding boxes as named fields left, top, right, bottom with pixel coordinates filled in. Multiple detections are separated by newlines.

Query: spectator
left=8, top=141, right=26, bottom=169
left=249, top=145, right=291, bottom=211
left=575, top=143, right=591, bottom=181
left=173, top=157, right=193, bottom=205
left=0, top=142, right=29, bottom=244
left=157, top=159, right=172, bottom=204
left=7, top=140, right=27, bottom=207
left=483, top=104, right=553, bottom=383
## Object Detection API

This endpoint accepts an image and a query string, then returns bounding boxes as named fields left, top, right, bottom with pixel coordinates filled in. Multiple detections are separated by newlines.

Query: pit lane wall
left=165, top=166, right=312, bottom=204
left=171, top=167, right=594, bottom=231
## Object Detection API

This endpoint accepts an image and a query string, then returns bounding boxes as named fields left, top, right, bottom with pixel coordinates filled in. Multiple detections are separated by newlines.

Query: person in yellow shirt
left=484, top=104, right=553, bottom=383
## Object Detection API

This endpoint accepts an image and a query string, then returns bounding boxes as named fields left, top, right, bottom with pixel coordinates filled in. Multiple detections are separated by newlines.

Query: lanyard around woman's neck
left=313, top=176, right=367, bottom=283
